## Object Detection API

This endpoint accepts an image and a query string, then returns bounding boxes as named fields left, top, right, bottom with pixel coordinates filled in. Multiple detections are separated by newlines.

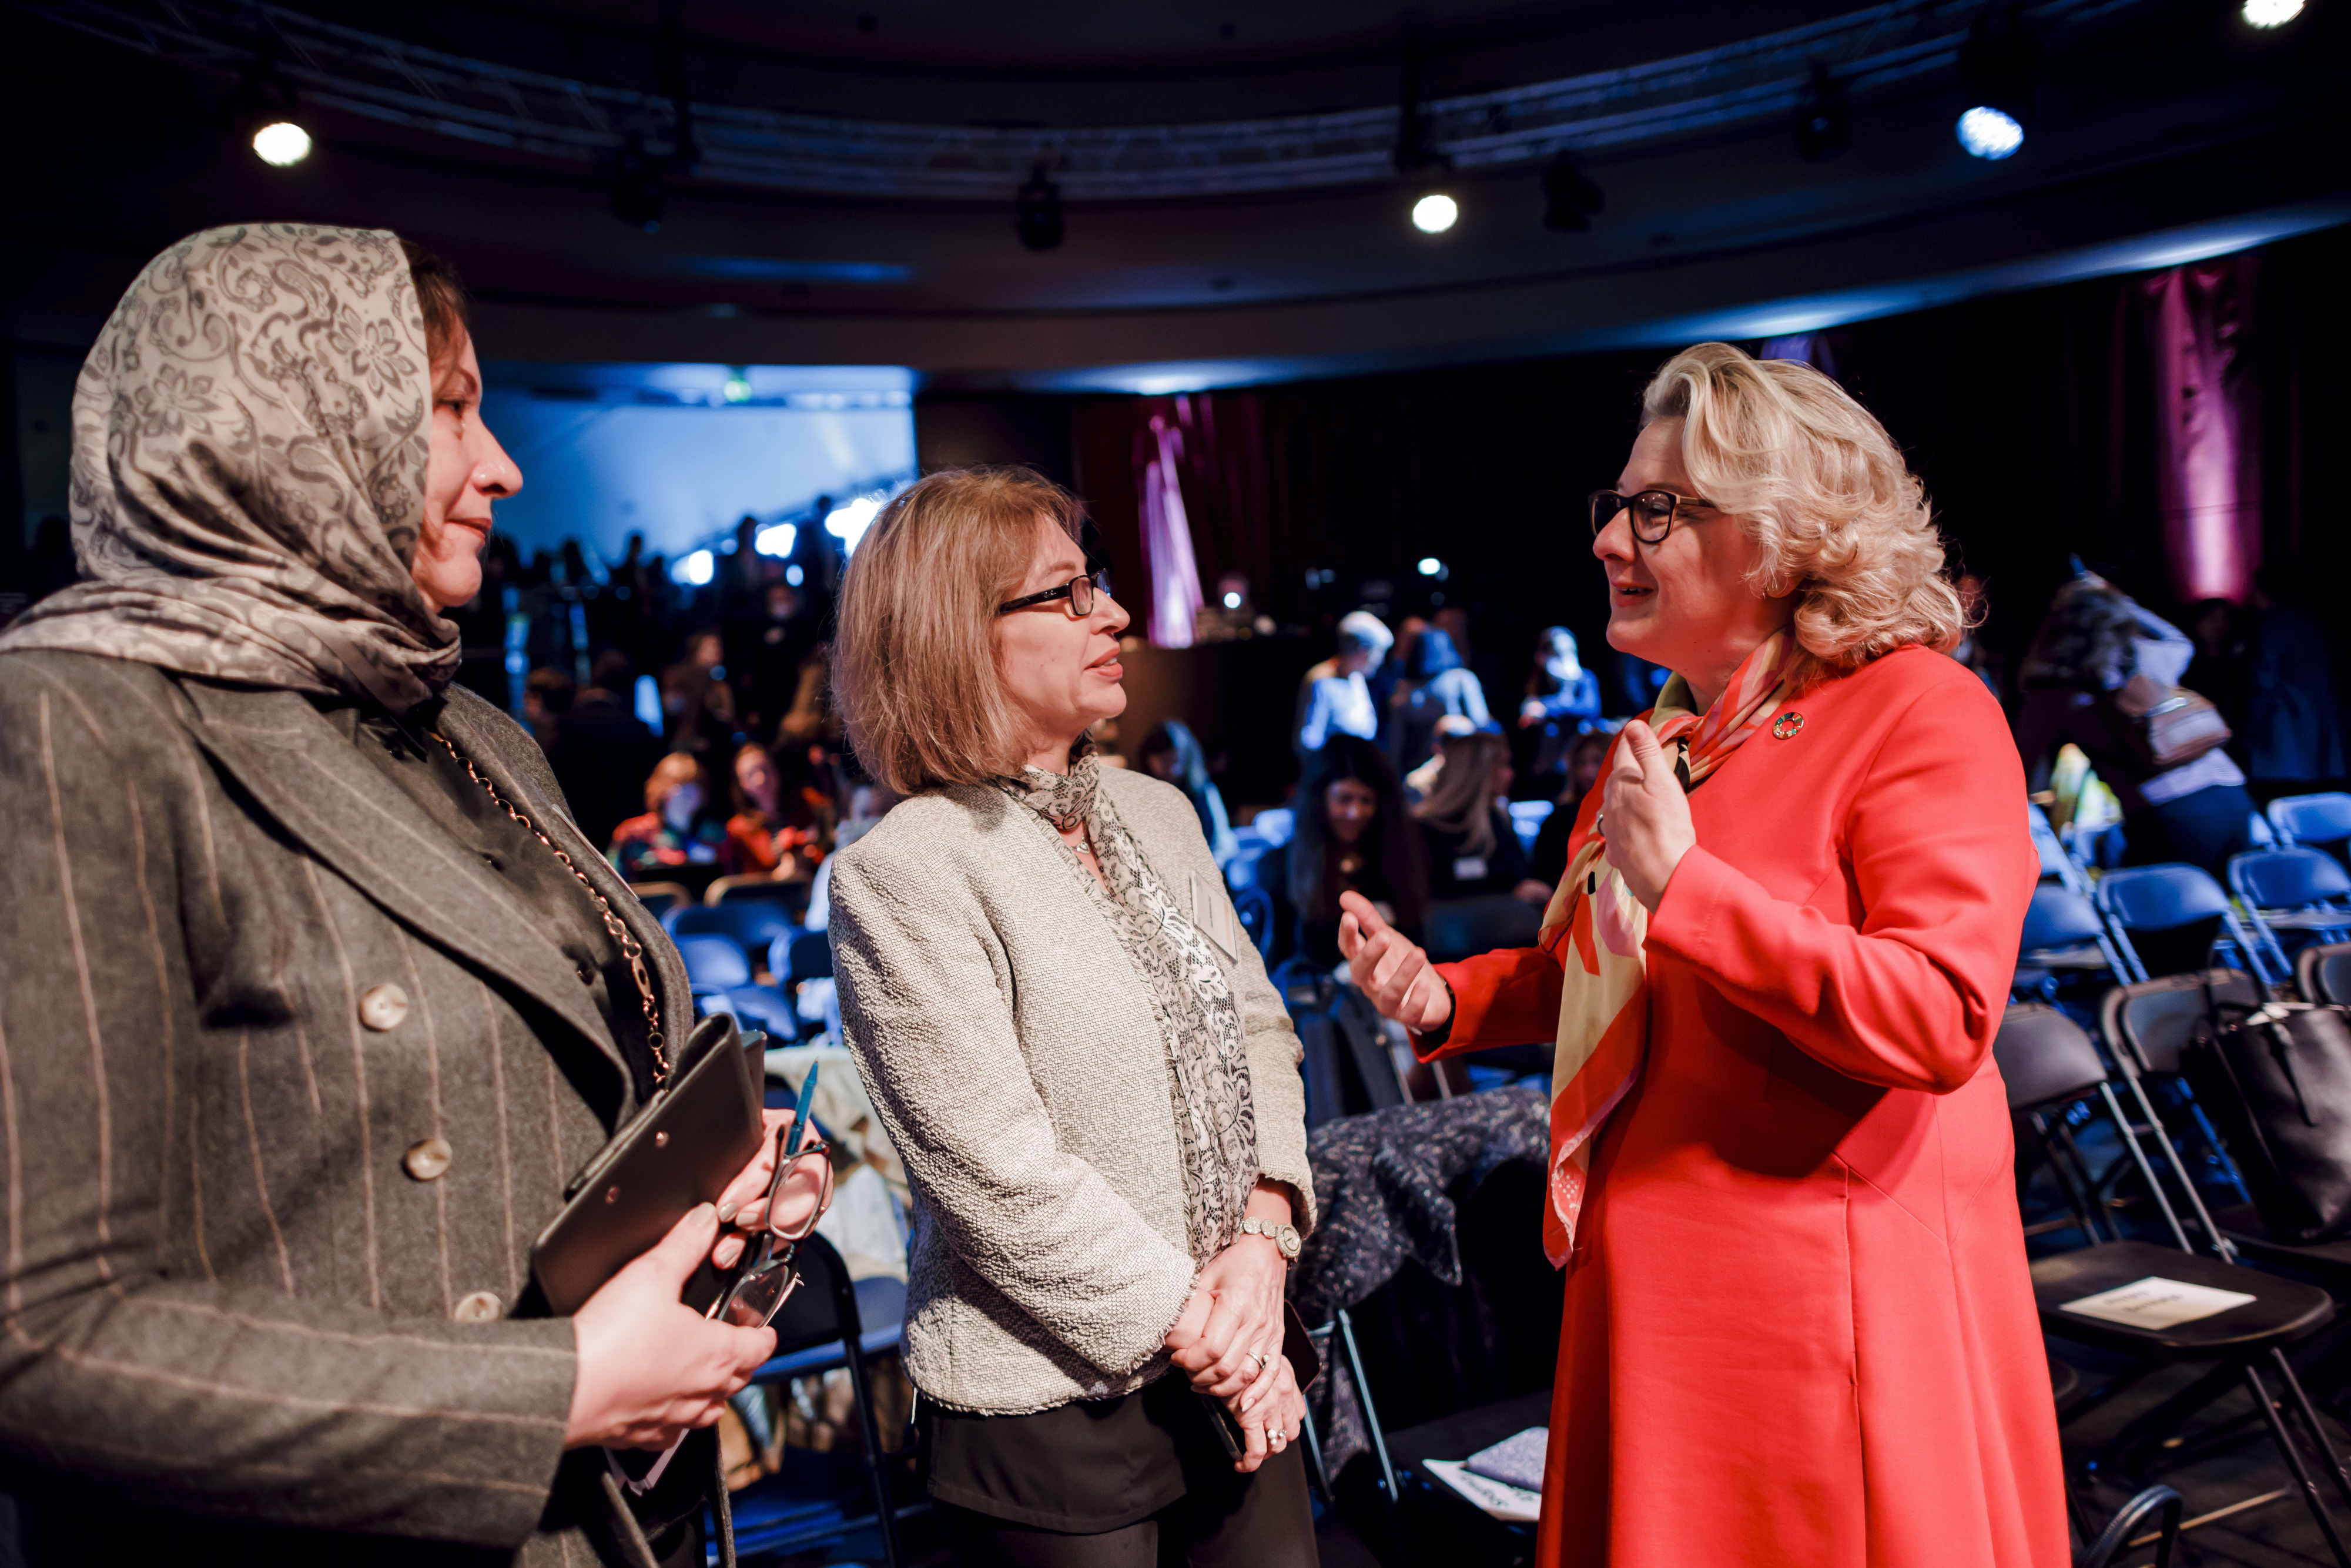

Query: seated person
left=1281, top=735, right=1427, bottom=967
left=1294, top=610, right=1393, bottom=757
left=1414, top=729, right=1549, bottom=907
left=721, top=740, right=825, bottom=879
left=609, top=752, right=727, bottom=876
left=1531, top=727, right=1618, bottom=889
left=1519, top=625, right=1604, bottom=796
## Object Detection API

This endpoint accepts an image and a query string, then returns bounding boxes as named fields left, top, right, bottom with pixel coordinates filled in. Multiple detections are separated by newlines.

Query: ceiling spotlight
left=1955, top=105, right=2024, bottom=159
left=252, top=120, right=312, bottom=167
left=610, top=135, right=665, bottom=231
left=1541, top=152, right=1605, bottom=232
left=1017, top=168, right=1064, bottom=252
left=1411, top=192, right=1459, bottom=234
left=1793, top=64, right=1851, bottom=162
left=1416, top=557, right=1444, bottom=577
left=2243, top=0, right=2303, bottom=24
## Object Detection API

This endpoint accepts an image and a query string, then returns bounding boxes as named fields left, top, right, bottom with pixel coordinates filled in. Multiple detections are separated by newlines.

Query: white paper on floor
left=1424, top=1459, right=1542, bottom=1523
left=2059, top=1276, right=2256, bottom=1330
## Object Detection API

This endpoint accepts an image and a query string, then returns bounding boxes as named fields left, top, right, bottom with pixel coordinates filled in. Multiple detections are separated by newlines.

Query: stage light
left=826, top=495, right=885, bottom=554
left=1542, top=153, right=1605, bottom=230
left=722, top=368, right=752, bottom=403
left=1017, top=169, right=1064, bottom=252
left=674, top=549, right=715, bottom=587
left=1417, top=557, right=1442, bottom=576
left=1222, top=591, right=1243, bottom=609
left=252, top=120, right=312, bottom=167
left=785, top=564, right=805, bottom=587
left=2243, top=0, right=2303, bottom=24
left=1793, top=65, right=1850, bottom=162
left=1956, top=106, right=2024, bottom=159
left=754, top=522, right=796, bottom=557
left=1411, top=193, right=1458, bottom=234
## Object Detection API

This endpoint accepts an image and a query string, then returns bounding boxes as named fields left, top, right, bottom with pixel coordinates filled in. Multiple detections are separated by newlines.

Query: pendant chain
left=431, top=732, right=669, bottom=1085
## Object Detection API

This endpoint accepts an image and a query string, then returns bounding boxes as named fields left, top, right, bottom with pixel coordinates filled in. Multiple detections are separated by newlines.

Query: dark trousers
left=937, top=1444, right=1316, bottom=1568
left=2121, top=781, right=2259, bottom=879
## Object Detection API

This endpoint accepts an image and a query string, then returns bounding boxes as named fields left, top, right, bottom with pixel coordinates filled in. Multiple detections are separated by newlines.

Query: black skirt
left=922, top=1373, right=1237, bottom=1533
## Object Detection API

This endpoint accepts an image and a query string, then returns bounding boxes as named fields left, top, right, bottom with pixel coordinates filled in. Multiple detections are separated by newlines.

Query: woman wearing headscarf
left=1337, top=344, right=2058, bottom=1567
left=0, top=225, right=822, bottom=1567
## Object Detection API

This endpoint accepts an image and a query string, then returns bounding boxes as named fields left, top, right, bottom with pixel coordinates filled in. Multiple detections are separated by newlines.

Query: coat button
left=575, top=961, right=595, bottom=985
left=451, top=1290, right=501, bottom=1322
left=403, top=1137, right=453, bottom=1181
left=358, top=983, right=410, bottom=1031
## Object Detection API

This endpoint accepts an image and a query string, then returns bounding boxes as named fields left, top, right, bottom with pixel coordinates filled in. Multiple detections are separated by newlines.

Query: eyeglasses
left=1588, top=490, right=1716, bottom=545
left=997, top=573, right=1104, bottom=618
left=713, top=1123, right=835, bottom=1330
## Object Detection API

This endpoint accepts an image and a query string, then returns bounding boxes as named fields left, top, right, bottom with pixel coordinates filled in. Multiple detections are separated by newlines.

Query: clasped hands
left=565, top=1107, right=827, bottom=1452
left=1337, top=718, right=1697, bottom=1034
left=1165, top=1187, right=1307, bottom=1474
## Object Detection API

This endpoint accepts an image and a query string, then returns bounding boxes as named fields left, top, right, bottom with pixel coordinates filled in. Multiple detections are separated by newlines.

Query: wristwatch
left=1238, top=1217, right=1302, bottom=1264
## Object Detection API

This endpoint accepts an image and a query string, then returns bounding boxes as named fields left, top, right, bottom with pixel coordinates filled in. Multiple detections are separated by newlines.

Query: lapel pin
left=1771, top=711, right=1806, bottom=739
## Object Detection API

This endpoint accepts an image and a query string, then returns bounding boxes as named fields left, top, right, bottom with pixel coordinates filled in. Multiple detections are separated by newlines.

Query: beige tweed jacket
left=830, top=765, right=1315, bottom=1416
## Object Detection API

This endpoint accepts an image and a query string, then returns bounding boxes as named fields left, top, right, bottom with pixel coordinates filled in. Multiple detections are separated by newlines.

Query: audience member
left=1137, top=719, right=1237, bottom=863
left=722, top=741, right=822, bottom=879
left=522, top=664, right=574, bottom=749
left=1293, top=609, right=1392, bottom=756
left=1283, top=734, right=1427, bottom=966
left=1531, top=728, right=1617, bottom=889
left=662, top=626, right=738, bottom=753
left=2243, top=567, right=2346, bottom=796
left=1518, top=625, right=1603, bottom=795
left=1414, top=729, right=1549, bottom=906
left=2015, top=572, right=2257, bottom=876
left=550, top=649, right=664, bottom=852
left=743, top=579, right=818, bottom=734
left=1387, top=625, right=1492, bottom=779
left=776, top=641, right=843, bottom=749
left=609, top=751, right=728, bottom=876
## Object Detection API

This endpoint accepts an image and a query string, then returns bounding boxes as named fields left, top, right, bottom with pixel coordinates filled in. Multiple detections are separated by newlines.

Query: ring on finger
left=1254, top=1352, right=1270, bottom=1372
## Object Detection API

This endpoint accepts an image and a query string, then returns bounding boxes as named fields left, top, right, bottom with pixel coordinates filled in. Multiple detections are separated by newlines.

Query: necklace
left=431, top=732, right=671, bottom=1084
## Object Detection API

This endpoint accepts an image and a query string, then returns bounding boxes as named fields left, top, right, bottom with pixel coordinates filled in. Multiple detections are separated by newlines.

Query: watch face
left=1277, top=1225, right=1301, bottom=1257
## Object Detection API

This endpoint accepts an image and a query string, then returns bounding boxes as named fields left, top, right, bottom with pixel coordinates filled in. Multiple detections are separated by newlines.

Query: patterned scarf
left=0, top=224, right=458, bottom=712
left=997, top=753, right=1259, bottom=1261
left=1536, top=628, right=1804, bottom=1267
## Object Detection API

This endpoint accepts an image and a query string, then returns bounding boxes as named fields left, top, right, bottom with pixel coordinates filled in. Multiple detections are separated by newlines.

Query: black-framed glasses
left=1589, top=489, right=1716, bottom=545
left=997, top=573, right=1104, bottom=618
left=713, top=1124, right=835, bottom=1329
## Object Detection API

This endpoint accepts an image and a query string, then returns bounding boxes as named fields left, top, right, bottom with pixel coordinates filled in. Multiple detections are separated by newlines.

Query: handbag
left=529, top=1013, right=769, bottom=1316
left=2183, top=993, right=2351, bottom=1244
left=2114, top=674, right=2232, bottom=771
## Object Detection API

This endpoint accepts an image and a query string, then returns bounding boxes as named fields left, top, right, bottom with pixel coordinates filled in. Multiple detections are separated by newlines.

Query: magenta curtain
left=1138, top=411, right=1204, bottom=647
left=2143, top=254, right=2260, bottom=602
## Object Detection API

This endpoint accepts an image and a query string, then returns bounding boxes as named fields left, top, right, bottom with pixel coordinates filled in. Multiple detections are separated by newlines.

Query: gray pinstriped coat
left=0, top=647, right=699, bottom=1566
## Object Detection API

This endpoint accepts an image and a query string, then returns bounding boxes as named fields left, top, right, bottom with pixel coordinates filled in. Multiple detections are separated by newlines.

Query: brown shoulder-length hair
left=831, top=467, right=1088, bottom=795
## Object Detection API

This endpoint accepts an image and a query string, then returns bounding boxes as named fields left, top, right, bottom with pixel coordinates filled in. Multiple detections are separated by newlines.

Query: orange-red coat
left=1426, top=646, right=2066, bottom=1567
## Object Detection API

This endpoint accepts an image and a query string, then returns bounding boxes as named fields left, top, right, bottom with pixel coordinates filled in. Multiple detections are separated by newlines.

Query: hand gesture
left=565, top=1204, right=778, bottom=1450
left=1600, top=719, right=1696, bottom=912
left=1336, top=891, right=1452, bottom=1033
left=711, top=1108, right=829, bottom=1270
left=1225, top=1353, right=1308, bottom=1475
left=1166, top=1232, right=1288, bottom=1412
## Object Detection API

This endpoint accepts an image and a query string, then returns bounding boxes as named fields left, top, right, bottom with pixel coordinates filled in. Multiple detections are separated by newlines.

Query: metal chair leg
left=2078, top=1483, right=2182, bottom=1568
left=2272, top=1345, right=2351, bottom=1514
left=2244, top=1362, right=2351, bottom=1568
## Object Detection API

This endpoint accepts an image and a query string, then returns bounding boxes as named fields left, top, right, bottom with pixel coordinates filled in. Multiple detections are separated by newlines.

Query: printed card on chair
left=2059, top=1276, right=2256, bottom=1330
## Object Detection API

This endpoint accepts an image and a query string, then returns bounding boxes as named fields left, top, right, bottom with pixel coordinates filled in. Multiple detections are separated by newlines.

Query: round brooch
left=1771, top=711, right=1806, bottom=740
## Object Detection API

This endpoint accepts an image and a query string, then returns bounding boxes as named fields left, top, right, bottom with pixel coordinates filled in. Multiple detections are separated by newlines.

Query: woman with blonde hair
left=1414, top=728, right=1549, bottom=906
left=1339, top=343, right=2060, bottom=1566
left=825, top=468, right=1318, bottom=1565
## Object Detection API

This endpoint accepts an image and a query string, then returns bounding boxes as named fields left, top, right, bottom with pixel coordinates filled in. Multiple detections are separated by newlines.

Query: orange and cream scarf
left=1538, top=628, right=1803, bottom=1267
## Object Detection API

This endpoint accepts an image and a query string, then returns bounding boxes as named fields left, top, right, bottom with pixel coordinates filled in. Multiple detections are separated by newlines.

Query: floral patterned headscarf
left=0, top=223, right=459, bottom=712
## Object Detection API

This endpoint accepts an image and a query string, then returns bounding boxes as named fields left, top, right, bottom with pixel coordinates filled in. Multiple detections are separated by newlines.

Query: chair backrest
left=2100, top=968, right=2263, bottom=1075
left=776, top=929, right=833, bottom=987
left=675, top=932, right=752, bottom=990
left=667, top=900, right=797, bottom=962
left=2228, top=846, right=2351, bottom=911
left=1992, top=1004, right=2110, bottom=1111
left=1250, top=808, right=1296, bottom=847
left=2028, top=808, right=2074, bottom=883
left=2298, top=941, right=2351, bottom=1006
left=627, top=880, right=693, bottom=919
left=712, top=875, right=812, bottom=922
left=1424, top=894, right=1542, bottom=963
left=2268, top=792, right=2351, bottom=849
left=2094, top=863, right=2232, bottom=930
left=2020, top=884, right=2108, bottom=953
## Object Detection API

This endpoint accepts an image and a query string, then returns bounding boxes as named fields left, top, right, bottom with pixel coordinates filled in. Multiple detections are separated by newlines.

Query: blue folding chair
left=674, top=933, right=798, bottom=1036
left=1231, top=883, right=1278, bottom=960
left=2092, top=863, right=2273, bottom=984
left=2228, top=847, right=2351, bottom=979
left=668, top=901, right=799, bottom=976
left=2014, top=884, right=2128, bottom=1000
left=2268, top=792, right=2351, bottom=863
left=2027, top=802, right=2094, bottom=896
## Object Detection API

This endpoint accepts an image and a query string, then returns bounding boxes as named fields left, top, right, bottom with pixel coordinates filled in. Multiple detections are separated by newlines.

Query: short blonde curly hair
left=1642, top=342, right=1963, bottom=688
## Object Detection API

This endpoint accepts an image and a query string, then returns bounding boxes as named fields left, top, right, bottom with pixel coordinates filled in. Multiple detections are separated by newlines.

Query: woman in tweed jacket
left=0, top=226, right=820, bottom=1567
left=829, top=469, right=1318, bottom=1566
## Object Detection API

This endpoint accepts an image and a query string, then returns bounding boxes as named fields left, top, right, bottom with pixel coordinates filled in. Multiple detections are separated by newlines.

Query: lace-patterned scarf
left=997, top=751, right=1258, bottom=1260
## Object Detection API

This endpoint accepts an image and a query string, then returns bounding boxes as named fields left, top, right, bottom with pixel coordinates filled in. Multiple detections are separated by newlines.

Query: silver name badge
left=1190, top=871, right=1240, bottom=962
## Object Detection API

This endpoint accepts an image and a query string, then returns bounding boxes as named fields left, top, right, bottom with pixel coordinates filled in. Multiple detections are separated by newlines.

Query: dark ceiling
left=3, top=0, right=2345, bottom=386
